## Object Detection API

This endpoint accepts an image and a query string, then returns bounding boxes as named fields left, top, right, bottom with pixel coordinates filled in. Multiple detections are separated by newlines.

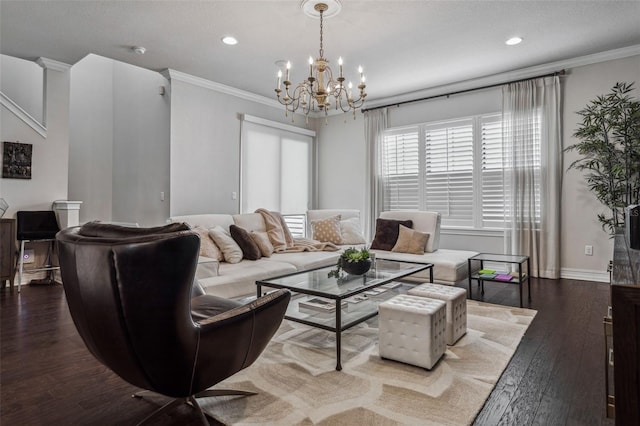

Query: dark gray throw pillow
left=229, top=224, right=262, bottom=260
left=369, top=218, right=414, bottom=251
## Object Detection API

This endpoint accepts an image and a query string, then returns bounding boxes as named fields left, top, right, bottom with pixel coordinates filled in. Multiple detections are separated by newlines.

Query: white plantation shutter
left=381, top=128, right=420, bottom=211
left=425, top=119, right=474, bottom=227
left=481, top=115, right=506, bottom=227
left=379, top=113, right=542, bottom=230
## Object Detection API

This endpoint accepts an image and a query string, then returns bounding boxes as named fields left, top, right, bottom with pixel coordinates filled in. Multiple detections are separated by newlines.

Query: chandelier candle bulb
left=277, top=70, right=282, bottom=89
left=274, top=1, right=367, bottom=120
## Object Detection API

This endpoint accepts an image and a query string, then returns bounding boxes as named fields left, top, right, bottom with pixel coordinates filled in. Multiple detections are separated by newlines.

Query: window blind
left=381, top=128, right=420, bottom=211
left=481, top=115, right=506, bottom=227
left=380, top=113, right=542, bottom=230
left=240, top=117, right=314, bottom=237
left=425, top=119, right=474, bottom=227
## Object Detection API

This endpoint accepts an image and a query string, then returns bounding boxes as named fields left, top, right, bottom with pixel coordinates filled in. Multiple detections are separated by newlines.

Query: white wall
left=111, top=61, right=170, bottom=226
left=562, top=54, right=640, bottom=279
left=1, top=60, right=70, bottom=217
left=317, top=54, right=640, bottom=281
left=69, top=55, right=114, bottom=223
left=68, top=54, right=171, bottom=226
left=168, top=77, right=310, bottom=216
left=1, top=54, right=44, bottom=125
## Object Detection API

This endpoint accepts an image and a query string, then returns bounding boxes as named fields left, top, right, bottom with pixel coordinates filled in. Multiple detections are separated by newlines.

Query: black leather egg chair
left=56, top=222, right=291, bottom=425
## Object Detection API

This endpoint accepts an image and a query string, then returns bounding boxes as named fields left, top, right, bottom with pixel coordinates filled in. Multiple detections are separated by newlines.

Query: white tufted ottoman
left=408, top=283, right=467, bottom=345
left=378, top=294, right=446, bottom=369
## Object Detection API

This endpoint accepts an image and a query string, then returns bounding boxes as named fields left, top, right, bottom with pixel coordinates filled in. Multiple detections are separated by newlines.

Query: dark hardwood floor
left=1, top=278, right=614, bottom=425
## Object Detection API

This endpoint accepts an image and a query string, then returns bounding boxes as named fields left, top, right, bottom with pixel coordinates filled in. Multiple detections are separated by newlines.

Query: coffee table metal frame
left=256, top=259, right=433, bottom=371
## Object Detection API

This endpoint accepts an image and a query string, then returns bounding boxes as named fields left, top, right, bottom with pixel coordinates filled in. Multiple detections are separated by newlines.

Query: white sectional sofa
left=171, top=209, right=477, bottom=299
left=374, top=211, right=478, bottom=286
left=170, top=212, right=341, bottom=299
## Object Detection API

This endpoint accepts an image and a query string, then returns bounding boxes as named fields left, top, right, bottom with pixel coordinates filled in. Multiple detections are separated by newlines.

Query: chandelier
left=275, top=1, right=367, bottom=120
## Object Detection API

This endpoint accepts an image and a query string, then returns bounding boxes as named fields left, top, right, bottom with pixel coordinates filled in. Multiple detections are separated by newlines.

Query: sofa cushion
left=230, top=225, right=261, bottom=260
left=192, top=226, right=225, bottom=261
left=261, top=250, right=340, bottom=270
left=340, top=217, right=366, bottom=245
left=373, top=248, right=478, bottom=285
left=198, top=260, right=297, bottom=299
left=170, top=214, right=235, bottom=232
left=251, top=231, right=274, bottom=257
left=209, top=226, right=243, bottom=264
left=306, top=209, right=360, bottom=237
left=370, top=218, right=414, bottom=251
left=232, top=213, right=267, bottom=232
left=379, top=211, right=441, bottom=252
left=311, top=214, right=343, bottom=244
left=391, top=224, right=429, bottom=255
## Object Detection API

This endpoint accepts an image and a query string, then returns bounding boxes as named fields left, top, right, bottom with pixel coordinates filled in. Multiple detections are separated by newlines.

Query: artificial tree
left=566, top=82, right=640, bottom=235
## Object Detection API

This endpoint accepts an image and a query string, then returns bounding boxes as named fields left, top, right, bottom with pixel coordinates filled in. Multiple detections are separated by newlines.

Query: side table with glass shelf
left=467, top=253, right=531, bottom=308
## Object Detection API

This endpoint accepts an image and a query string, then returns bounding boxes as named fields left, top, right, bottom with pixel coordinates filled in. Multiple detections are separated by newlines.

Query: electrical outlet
left=23, top=249, right=35, bottom=264
left=232, top=191, right=237, bottom=200
left=585, top=245, right=593, bottom=256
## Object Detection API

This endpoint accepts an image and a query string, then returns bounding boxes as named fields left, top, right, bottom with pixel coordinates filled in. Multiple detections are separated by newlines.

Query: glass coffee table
left=256, top=259, right=432, bottom=371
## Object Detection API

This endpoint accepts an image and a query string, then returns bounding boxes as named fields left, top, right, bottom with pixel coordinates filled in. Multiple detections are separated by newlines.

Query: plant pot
left=340, top=259, right=372, bottom=275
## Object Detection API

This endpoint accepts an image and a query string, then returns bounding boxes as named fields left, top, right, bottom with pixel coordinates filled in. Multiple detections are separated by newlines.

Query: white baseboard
left=560, top=268, right=610, bottom=283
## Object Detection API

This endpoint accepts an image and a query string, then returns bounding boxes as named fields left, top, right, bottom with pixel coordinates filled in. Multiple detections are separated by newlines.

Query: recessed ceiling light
left=222, top=36, right=238, bottom=46
left=505, top=37, right=523, bottom=46
left=131, top=46, right=146, bottom=54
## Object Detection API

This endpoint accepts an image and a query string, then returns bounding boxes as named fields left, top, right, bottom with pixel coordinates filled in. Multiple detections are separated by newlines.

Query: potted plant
left=328, top=247, right=372, bottom=278
left=565, top=82, right=640, bottom=235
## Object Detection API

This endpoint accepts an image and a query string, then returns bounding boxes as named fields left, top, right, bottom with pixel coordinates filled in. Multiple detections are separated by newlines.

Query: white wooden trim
left=36, top=57, right=71, bottom=72
left=241, top=114, right=316, bottom=137
left=560, top=267, right=610, bottom=283
left=365, top=44, right=640, bottom=109
left=161, top=68, right=282, bottom=110
left=0, top=91, right=47, bottom=138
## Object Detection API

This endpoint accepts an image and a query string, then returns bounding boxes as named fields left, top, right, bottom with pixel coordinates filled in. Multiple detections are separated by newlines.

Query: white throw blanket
left=255, top=208, right=339, bottom=253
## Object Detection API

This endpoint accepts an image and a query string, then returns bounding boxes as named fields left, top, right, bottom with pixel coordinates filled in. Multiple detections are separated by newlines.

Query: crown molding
left=36, top=57, right=71, bottom=72
left=364, top=44, right=640, bottom=110
left=0, top=91, right=47, bottom=138
left=161, top=69, right=282, bottom=109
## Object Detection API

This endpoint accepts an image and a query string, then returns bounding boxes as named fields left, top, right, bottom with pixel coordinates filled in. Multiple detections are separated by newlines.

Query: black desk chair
left=17, top=210, right=60, bottom=292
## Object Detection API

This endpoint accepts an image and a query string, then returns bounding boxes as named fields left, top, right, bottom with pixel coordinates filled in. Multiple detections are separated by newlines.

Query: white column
left=52, top=200, right=83, bottom=229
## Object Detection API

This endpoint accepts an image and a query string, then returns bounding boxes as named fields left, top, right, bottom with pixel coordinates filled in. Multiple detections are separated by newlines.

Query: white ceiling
left=2, top=1, right=640, bottom=104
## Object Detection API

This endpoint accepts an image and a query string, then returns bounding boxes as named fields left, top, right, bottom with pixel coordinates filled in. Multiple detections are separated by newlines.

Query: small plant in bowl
left=328, top=247, right=372, bottom=278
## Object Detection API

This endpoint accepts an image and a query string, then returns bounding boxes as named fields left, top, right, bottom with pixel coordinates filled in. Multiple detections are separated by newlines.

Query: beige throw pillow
left=311, top=215, right=343, bottom=244
left=192, top=226, right=224, bottom=261
left=340, top=217, right=366, bottom=245
left=391, top=224, right=429, bottom=255
left=208, top=226, right=243, bottom=264
left=251, top=231, right=274, bottom=257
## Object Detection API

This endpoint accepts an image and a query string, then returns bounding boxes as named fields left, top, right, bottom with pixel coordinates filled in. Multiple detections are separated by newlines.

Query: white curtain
left=502, top=76, right=562, bottom=278
left=364, top=108, right=388, bottom=240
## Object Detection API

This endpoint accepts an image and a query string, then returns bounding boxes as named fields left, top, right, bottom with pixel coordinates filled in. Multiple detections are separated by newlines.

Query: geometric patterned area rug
left=201, top=300, right=537, bottom=425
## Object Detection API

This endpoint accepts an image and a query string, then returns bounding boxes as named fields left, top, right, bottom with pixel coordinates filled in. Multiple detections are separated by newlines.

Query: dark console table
left=610, top=230, right=640, bottom=424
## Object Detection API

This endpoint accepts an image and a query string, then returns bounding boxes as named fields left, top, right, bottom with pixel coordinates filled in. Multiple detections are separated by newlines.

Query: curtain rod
left=362, top=69, right=566, bottom=113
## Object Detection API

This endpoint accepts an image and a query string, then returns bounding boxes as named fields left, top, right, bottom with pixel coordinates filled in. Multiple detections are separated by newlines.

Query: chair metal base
left=132, top=388, right=257, bottom=426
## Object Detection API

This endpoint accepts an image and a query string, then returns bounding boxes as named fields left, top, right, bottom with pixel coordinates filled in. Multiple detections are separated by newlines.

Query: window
left=381, top=114, right=539, bottom=229
left=240, top=115, right=315, bottom=237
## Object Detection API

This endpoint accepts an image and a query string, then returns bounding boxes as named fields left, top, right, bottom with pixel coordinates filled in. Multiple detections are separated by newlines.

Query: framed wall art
left=2, top=141, right=32, bottom=179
